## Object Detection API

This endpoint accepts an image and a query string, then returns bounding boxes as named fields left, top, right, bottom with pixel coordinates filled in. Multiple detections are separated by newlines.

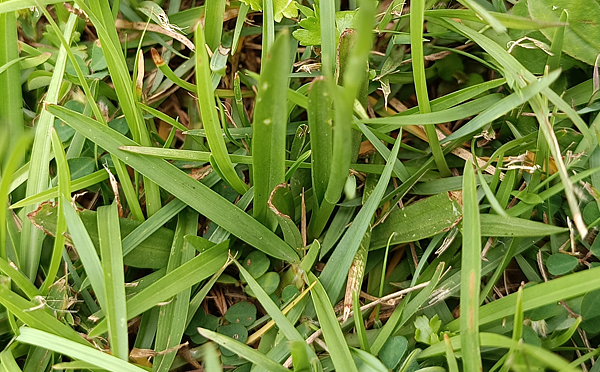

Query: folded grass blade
left=195, top=22, right=248, bottom=195
left=460, top=160, right=482, bottom=372
left=252, top=30, right=290, bottom=227
left=97, top=203, right=128, bottom=361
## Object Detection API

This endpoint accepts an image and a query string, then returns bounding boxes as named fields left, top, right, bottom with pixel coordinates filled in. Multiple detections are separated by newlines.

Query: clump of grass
left=2, top=0, right=600, bottom=371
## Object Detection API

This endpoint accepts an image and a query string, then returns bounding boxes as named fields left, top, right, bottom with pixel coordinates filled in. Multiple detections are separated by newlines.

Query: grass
left=2, top=0, right=600, bottom=371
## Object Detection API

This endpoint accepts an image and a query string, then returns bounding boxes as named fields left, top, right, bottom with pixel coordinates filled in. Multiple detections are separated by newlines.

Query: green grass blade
left=81, top=0, right=162, bottom=217
left=0, top=0, right=61, bottom=13
left=308, top=273, right=358, bottom=372
left=47, top=104, right=298, bottom=262
left=203, top=343, right=222, bottom=372
left=62, top=196, right=106, bottom=309
left=16, top=328, right=146, bottom=372
left=446, top=265, right=600, bottom=331
left=197, top=327, right=288, bottom=372
left=319, top=0, right=336, bottom=75
left=11, top=170, right=109, bottom=209
left=546, top=10, right=567, bottom=72
left=308, top=77, right=333, bottom=207
left=460, top=160, right=482, bottom=372
left=441, top=70, right=560, bottom=143
left=204, top=0, right=226, bottom=51
left=0, top=0, right=23, bottom=154
left=40, top=129, right=71, bottom=294
left=153, top=209, right=197, bottom=372
left=455, top=0, right=506, bottom=33
left=195, top=22, right=248, bottom=194
left=89, top=241, right=229, bottom=337
left=352, top=290, right=370, bottom=353
left=19, top=9, right=77, bottom=280
left=252, top=30, right=290, bottom=227
left=410, top=0, right=450, bottom=177
left=97, top=203, right=128, bottom=361
left=0, top=136, right=29, bottom=261
left=318, top=136, right=401, bottom=303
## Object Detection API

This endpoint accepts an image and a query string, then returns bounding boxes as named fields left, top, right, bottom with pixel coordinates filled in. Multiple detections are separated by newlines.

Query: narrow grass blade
left=153, top=209, right=197, bottom=372
left=203, top=343, right=222, bottom=372
left=308, top=273, right=359, bottom=372
left=307, top=77, right=333, bottom=207
left=20, top=10, right=77, bottom=279
left=455, top=0, right=506, bottom=33
left=318, top=136, right=401, bottom=303
left=352, top=290, right=370, bottom=353
left=420, top=333, right=578, bottom=371
left=40, top=129, right=71, bottom=294
left=460, top=160, right=482, bottom=372
left=11, top=170, right=108, bottom=209
left=197, top=328, right=288, bottom=372
left=204, top=0, right=226, bottom=51
left=83, top=0, right=162, bottom=216
left=235, top=260, right=313, bottom=350
left=195, top=23, right=248, bottom=194
left=319, top=0, right=336, bottom=75
left=546, top=10, right=567, bottom=72
left=16, top=328, right=146, bottom=372
left=446, top=265, right=600, bottom=331
left=444, top=334, right=459, bottom=372
left=0, top=0, right=23, bottom=154
left=441, top=70, right=560, bottom=143
left=97, top=203, right=128, bottom=361
left=371, top=263, right=444, bottom=355
left=89, top=241, right=229, bottom=337
left=410, top=0, right=450, bottom=176
left=0, top=136, right=29, bottom=261
left=252, top=30, right=290, bottom=227
left=0, top=0, right=62, bottom=13
left=47, top=105, right=298, bottom=262
left=62, top=196, right=106, bottom=309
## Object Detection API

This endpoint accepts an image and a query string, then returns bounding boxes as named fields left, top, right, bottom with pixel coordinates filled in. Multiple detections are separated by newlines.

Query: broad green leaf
left=28, top=202, right=173, bottom=269
left=546, top=253, right=579, bottom=276
left=46, top=104, right=298, bottom=262
left=528, top=0, right=600, bottom=65
left=371, top=193, right=462, bottom=249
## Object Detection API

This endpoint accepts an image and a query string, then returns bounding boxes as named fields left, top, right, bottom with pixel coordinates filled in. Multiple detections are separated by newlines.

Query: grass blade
left=195, top=22, right=248, bottom=195
left=16, top=328, right=146, bottom=372
left=455, top=0, right=506, bottom=33
left=97, top=202, right=128, bottom=361
left=198, top=327, right=288, bottom=371
left=47, top=104, right=298, bottom=262
left=307, top=77, right=333, bottom=207
left=40, top=129, right=71, bottom=294
left=89, top=241, right=229, bottom=337
left=19, top=9, right=77, bottom=279
left=62, top=196, right=106, bottom=309
left=410, top=0, right=450, bottom=177
left=308, top=273, right=358, bottom=372
left=204, top=0, right=226, bottom=51
left=153, top=209, right=197, bottom=372
left=460, top=160, right=482, bottom=371
left=252, top=30, right=290, bottom=227
left=318, top=136, right=401, bottom=303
